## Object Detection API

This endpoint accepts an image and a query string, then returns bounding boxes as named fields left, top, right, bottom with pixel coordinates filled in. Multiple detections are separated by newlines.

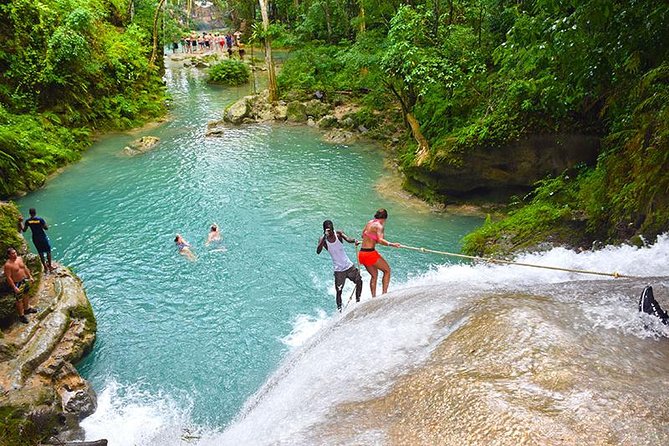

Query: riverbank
left=0, top=259, right=97, bottom=445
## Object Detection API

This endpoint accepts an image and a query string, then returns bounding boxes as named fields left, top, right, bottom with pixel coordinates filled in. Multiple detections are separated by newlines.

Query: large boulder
left=403, top=134, right=601, bottom=202
left=0, top=266, right=98, bottom=442
left=121, top=136, right=160, bottom=156
left=225, top=97, right=251, bottom=124
left=286, top=101, right=308, bottom=122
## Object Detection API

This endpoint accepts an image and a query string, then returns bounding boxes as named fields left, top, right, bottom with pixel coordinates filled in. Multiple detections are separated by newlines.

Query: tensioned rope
left=342, top=243, right=361, bottom=311
left=397, top=244, right=640, bottom=279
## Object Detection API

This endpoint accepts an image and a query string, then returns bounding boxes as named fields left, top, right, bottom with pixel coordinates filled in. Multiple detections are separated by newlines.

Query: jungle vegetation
left=2, top=0, right=668, bottom=253
left=0, top=0, right=169, bottom=198
left=222, top=0, right=669, bottom=252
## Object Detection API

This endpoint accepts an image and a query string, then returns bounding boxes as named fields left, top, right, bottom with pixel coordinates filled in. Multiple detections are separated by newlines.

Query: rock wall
left=0, top=266, right=97, bottom=443
left=403, top=134, right=601, bottom=203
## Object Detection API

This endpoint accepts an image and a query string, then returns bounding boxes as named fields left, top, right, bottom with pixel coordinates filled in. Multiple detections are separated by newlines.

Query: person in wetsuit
left=317, top=220, right=362, bottom=311
left=358, top=209, right=400, bottom=297
left=22, top=208, right=54, bottom=273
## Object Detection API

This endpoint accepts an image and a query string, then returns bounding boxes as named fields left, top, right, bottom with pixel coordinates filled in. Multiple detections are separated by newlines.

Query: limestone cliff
left=402, top=134, right=600, bottom=203
left=0, top=265, right=97, bottom=445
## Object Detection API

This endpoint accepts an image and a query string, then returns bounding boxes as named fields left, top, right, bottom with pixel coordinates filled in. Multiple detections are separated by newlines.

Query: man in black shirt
left=22, top=208, right=54, bottom=272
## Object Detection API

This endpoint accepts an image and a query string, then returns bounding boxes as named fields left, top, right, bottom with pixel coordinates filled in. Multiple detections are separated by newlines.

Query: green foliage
left=277, top=31, right=387, bottom=98
left=208, top=60, right=250, bottom=86
left=0, top=407, right=41, bottom=446
left=0, top=0, right=167, bottom=198
left=462, top=173, right=581, bottom=256
left=0, top=202, right=23, bottom=257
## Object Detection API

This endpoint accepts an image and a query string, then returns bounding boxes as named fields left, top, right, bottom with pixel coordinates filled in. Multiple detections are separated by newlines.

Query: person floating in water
left=175, top=234, right=196, bottom=260
left=4, top=247, right=35, bottom=324
left=358, top=208, right=400, bottom=297
left=317, top=220, right=362, bottom=311
left=206, top=223, right=222, bottom=246
left=22, top=208, right=55, bottom=273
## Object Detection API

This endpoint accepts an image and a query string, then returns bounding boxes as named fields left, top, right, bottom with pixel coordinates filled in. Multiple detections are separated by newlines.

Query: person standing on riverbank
left=358, top=209, right=400, bottom=297
left=22, top=208, right=54, bottom=273
left=4, top=248, right=35, bottom=324
left=317, top=220, right=362, bottom=311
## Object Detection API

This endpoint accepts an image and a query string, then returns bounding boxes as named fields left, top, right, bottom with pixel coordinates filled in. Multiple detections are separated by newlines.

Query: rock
left=272, top=104, right=288, bottom=121
left=121, top=136, right=160, bottom=156
left=205, top=121, right=226, bottom=137
left=322, top=129, right=356, bottom=144
left=307, top=118, right=316, bottom=127
left=404, top=134, right=601, bottom=202
left=225, top=97, right=250, bottom=124
left=61, top=383, right=97, bottom=419
left=0, top=266, right=97, bottom=441
left=303, top=99, right=330, bottom=119
left=286, top=101, right=308, bottom=122
left=317, top=115, right=338, bottom=129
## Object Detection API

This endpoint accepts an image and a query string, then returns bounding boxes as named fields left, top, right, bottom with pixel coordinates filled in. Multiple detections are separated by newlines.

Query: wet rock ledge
left=0, top=262, right=97, bottom=444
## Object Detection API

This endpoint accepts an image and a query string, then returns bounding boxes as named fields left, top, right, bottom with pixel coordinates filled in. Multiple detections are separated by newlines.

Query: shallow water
left=16, top=63, right=482, bottom=439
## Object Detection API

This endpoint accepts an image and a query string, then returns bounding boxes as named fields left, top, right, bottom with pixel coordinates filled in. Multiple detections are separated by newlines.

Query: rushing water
left=16, top=63, right=485, bottom=442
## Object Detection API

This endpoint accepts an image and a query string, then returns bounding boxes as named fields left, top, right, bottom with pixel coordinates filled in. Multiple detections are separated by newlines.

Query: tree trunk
left=358, top=2, right=366, bottom=34
left=321, top=2, right=333, bottom=41
left=150, top=0, right=167, bottom=67
left=406, top=112, right=430, bottom=165
left=384, top=80, right=430, bottom=163
left=259, top=0, right=278, bottom=102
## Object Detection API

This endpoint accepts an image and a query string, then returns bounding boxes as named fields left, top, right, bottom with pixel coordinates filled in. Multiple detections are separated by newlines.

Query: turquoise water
left=17, top=66, right=482, bottom=427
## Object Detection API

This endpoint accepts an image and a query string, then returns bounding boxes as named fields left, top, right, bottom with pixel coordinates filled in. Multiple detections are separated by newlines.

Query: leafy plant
left=208, top=60, right=250, bottom=86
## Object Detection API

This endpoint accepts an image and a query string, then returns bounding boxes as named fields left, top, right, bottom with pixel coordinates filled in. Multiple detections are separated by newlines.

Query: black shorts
left=32, top=236, right=51, bottom=254
left=334, top=266, right=361, bottom=291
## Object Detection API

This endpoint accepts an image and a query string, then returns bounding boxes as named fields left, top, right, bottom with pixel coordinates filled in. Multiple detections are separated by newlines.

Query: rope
left=397, top=244, right=638, bottom=279
left=342, top=242, right=361, bottom=311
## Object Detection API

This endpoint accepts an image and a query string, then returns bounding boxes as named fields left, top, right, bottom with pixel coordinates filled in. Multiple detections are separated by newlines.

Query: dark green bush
left=208, top=60, right=250, bottom=86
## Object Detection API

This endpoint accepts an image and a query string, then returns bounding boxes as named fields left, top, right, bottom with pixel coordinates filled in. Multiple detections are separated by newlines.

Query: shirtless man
left=4, top=248, right=35, bottom=324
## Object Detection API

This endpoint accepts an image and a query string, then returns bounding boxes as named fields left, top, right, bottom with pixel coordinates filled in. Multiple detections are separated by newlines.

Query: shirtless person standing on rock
left=4, top=247, right=35, bottom=324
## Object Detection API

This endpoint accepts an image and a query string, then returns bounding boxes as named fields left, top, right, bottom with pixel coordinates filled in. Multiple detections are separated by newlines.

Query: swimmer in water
left=358, top=208, right=400, bottom=297
left=205, top=223, right=222, bottom=246
left=175, top=234, right=196, bottom=260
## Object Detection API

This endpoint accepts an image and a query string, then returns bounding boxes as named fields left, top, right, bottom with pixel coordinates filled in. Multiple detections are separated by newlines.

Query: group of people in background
left=172, top=30, right=245, bottom=59
left=317, top=208, right=400, bottom=311
left=3, top=208, right=54, bottom=324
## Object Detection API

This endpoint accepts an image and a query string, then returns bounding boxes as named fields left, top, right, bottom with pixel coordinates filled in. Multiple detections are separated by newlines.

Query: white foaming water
left=406, top=234, right=669, bottom=290
left=280, top=310, right=330, bottom=348
left=82, top=379, right=204, bottom=445
left=84, top=236, right=669, bottom=445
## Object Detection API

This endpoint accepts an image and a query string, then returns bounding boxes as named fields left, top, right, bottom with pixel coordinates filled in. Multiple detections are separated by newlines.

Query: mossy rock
left=303, top=100, right=330, bottom=119
left=286, top=101, right=308, bottom=122
left=0, top=202, right=25, bottom=256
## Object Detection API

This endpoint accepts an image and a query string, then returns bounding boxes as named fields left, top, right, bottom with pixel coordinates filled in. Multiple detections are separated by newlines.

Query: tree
left=258, top=0, right=278, bottom=102
left=150, top=0, right=167, bottom=67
